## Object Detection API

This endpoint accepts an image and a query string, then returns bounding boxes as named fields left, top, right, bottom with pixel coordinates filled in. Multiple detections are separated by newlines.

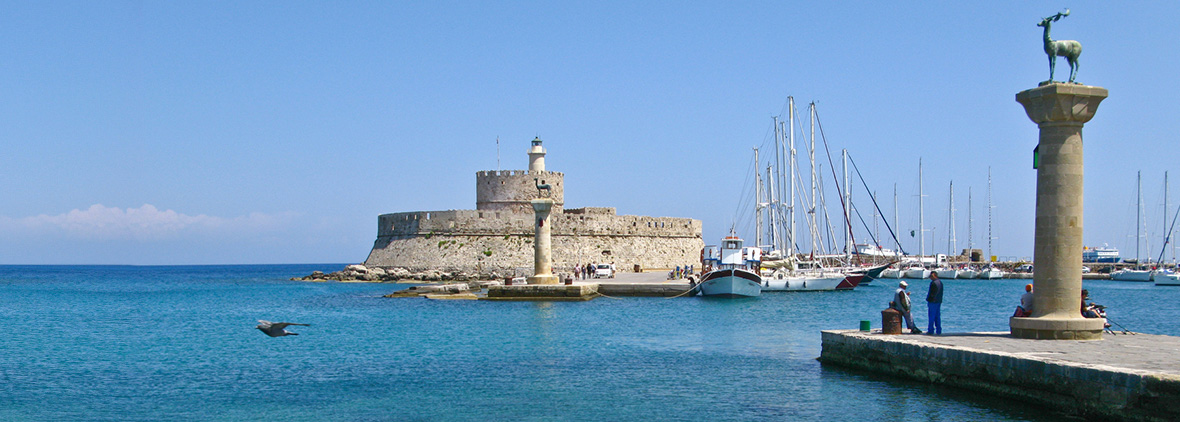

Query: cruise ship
left=1082, top=246, right=1120, bottom=263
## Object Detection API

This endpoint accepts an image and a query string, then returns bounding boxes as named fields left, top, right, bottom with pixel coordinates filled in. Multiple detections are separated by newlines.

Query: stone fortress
left=363, top=138, right=703, bottom=278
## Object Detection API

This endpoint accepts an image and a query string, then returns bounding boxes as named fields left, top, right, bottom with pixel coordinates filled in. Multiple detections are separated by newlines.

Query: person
left=926, top=272, right=943, bottom=335
left=1081, top=289, right=1102, bottom=318
left=893, top=281, right=922, bottom=334
left=585, top=263, right=594, bottom=279
left=1016, top=284, right=1034, bottom=317
left=574, top=264, right=581, bottom=280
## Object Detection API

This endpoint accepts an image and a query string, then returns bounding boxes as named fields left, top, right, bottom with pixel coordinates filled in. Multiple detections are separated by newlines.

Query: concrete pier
left=820, top=330, right=1180, bottom=421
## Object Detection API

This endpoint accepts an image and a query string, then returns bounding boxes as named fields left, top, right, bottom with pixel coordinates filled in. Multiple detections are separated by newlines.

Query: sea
left=2, top=264, right=1178, bottom=421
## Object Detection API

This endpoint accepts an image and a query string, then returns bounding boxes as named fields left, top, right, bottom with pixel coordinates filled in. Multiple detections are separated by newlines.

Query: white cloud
left=0, top=204, right=297, bottom=240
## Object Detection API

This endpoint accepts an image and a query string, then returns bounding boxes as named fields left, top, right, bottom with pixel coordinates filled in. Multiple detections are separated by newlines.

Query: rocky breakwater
left=291, top=264, right=489, bottom=283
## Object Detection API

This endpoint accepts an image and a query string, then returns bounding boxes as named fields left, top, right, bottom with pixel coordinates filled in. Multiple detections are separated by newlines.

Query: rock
left=346, top=264, right=369, bottom=274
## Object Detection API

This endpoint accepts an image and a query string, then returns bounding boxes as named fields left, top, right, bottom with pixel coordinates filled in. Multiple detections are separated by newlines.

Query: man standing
left=893, top=281, right=921, bottom=334
left=926, top=272, right=943, bottom=335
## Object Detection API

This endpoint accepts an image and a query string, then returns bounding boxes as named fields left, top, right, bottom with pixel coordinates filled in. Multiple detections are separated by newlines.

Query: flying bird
left=256, top=320, right=310, bottom=337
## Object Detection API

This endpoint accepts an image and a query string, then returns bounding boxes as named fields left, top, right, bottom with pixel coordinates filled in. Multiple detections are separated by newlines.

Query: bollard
left=859, top=320, right=871, bottom=332
left=565, top=276, right=573, bottom=285
left=881, top=308, right=902, bottom=335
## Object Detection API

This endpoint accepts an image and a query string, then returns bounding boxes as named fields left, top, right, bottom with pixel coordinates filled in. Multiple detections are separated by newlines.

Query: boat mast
left=809, top=102, right=818, bottom=255
left=968, top=187, right=974, bottom=250
left=948, top=181, right=956, bottom=256
left=894, top=183, right=900, bottom=254
left=843, top=148, right=850, bottom=258
left=1165, top=171, right=1170, bottom=264
left=919, top=157, right=926, bottom=263
left=754, top=147, right=762, bottom=248
left=987, top=167, right=994, bottom=263
left=772, top=116, right=781, bottom=252
left=1137, top=170, right=1142, bottom=264
left=788, top=97, right=796, bottom=257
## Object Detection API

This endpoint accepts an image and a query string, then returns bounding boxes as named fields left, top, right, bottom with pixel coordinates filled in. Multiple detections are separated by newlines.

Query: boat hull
left=1112, top=270, right=1154, bottom=282
left=1155, top=271, right=1180, bottom=286
left=699, top=269, right=762, bottom=298
left=761, top=272, right=845, bottom=291
left=934, top=269, right=959, bottom=279
left=978, top=269, right=1004, bottom=279
left=904, top=268, right=930, bottom=279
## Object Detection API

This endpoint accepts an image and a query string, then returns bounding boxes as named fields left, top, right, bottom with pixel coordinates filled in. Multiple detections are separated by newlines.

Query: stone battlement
left=377, top=210, right=700, bottom=238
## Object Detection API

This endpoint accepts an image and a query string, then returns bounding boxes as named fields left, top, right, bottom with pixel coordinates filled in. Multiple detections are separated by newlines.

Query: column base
left=1010, top=317, right=1106, bottom=340
left=526, top=274, right=560, bottom=285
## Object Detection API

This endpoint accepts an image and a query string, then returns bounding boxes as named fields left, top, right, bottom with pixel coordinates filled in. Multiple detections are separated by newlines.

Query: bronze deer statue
left=1038, top=9, right=1082, bottom=83
left=534, top=178, right=552, bottom=198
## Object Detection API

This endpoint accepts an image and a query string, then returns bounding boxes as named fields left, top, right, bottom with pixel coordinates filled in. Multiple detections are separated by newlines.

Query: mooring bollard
left=881, top=308, right=902, bottom=334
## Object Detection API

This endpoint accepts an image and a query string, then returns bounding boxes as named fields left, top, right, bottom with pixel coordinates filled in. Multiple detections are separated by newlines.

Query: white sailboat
left=933, top=181, right=959, bottom=279
left=1113, top=171, right=1153, bottom=282
left=978, top=168, right=1004, bottom=280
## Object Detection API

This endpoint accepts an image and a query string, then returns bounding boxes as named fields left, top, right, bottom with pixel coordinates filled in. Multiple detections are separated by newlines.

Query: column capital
left=1016, top=83, right=1108, bottom=127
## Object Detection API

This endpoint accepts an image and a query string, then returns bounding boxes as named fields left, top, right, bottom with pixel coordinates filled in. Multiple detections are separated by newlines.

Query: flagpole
left=496, top=136, right=500, bottom=171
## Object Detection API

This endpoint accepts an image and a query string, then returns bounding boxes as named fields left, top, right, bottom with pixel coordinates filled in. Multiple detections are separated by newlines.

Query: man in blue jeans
left=926, top=272, right=944, bottom=335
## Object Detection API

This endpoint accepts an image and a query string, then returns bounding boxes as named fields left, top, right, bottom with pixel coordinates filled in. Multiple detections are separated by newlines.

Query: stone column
left=1011, top=83, right=1107, bottom=340
left=527, top=198, right=560, bottom=285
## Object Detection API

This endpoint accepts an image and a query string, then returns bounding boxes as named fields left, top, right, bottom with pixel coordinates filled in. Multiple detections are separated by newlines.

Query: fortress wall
left=366, top=211, right=703, bottom=274
left=377, top=210, right=699, bottom=238
left=364, top=232, right=703, bottom=276
left=476, top=170, right=564, bottom=213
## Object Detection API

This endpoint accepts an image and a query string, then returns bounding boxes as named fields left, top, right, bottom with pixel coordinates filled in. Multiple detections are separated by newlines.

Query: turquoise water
left=1, top=265, right=1176, bottom=421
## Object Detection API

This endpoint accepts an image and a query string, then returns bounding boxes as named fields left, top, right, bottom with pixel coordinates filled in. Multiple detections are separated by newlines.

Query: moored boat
left=1111, top=268, right=1153, bottom=282
left=904, top=264, right=930, bottom=279
left=934, top=267, right=959, bottom=279
left=958, top=265, right=979, bottom=279
left=699, top=235, right=762, bottom=298
left=1155, top=269, right=1180, bottom=286
left=978, top=264, right=1004, bottom=280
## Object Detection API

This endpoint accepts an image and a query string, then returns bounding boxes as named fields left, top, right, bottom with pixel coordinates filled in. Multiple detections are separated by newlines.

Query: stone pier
left=820, top=330, right=1180, bottom=421
left=1011, top=83, right=1108, bottom=339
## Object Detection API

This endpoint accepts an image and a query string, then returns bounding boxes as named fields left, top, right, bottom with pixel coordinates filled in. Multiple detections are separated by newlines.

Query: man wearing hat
left=893, top=280, right=921, bottom=334
left=926, top=272, right=943, bottom=335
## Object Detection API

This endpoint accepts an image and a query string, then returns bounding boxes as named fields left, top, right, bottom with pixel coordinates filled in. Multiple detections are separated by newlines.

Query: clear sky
left=2, top=2, right=1178, bottom=265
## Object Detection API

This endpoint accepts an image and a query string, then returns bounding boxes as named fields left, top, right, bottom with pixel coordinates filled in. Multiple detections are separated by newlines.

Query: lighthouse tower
left=528, top=137, right=546, bottom=172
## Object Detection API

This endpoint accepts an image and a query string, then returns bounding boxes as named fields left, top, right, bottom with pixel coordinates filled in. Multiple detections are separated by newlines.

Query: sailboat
left=978, top=168, right=1004, bottom=279
left=1155, top=173, right=1180, bottom=286
left=903, top=158, right=931, bottom=279
left=1113, top=171, right=1153, bottom=282
left=933, top=181, right=959, bottom=279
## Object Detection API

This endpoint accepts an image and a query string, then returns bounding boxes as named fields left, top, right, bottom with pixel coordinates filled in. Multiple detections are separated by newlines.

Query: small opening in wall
left=426, top=213, right=431, bottom=219
left=602, top=250, right=612, bottom=256
left=479, top=212, right=484, bottom=218
left=633, top=222, right=637, bottom=227
left=501, top=181, right=505, bottom=185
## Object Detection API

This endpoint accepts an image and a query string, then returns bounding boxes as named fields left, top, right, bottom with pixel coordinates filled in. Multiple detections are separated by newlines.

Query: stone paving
left=839, top=329, right=1180, bottom=377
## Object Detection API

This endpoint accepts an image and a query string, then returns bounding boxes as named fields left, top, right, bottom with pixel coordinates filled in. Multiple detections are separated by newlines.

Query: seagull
left=256, top=320, right=310, bottom=337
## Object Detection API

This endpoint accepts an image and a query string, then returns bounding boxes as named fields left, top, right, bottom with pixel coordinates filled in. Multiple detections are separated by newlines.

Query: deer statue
left=534, top=178, right=552, bottom=198
left=1038, top=9, right=1082, bottom=84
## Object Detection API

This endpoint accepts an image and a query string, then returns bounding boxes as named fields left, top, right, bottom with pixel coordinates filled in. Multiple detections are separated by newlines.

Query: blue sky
left=2, top=2, right=1178, bottom=265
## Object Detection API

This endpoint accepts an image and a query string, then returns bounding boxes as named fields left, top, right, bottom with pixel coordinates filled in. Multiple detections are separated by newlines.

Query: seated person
left=1015, top=284, right=1034, bottom=317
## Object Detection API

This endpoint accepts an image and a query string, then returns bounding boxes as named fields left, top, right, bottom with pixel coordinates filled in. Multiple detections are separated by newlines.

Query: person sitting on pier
left=1015, top=284, right=1034, bottom=317
left=892, top=281, right=922, bottom=334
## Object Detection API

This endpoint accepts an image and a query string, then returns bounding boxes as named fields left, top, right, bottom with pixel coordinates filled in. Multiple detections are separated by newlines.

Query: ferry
left=698, top=234, right=762, bottom=298
left=1082, top=246, right=1120, bottom=263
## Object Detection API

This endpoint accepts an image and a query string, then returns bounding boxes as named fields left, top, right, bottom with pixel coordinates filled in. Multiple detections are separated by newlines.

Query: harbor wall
left=819, top=330, right=1180, bottom=421
left=365, top=209, right=703, bottom=275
